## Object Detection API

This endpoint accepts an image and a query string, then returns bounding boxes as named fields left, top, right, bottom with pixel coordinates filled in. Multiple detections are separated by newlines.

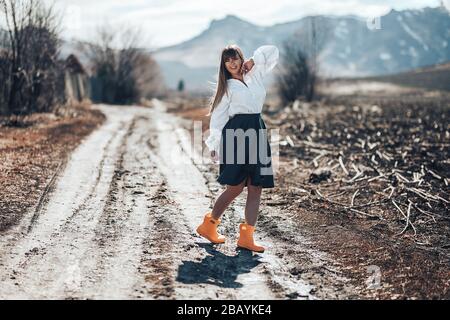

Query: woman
left=196, top=44, right=279, bottom=253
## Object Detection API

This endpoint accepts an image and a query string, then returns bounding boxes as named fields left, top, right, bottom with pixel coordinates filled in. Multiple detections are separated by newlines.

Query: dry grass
left=0, top=102, right=105, bottom=231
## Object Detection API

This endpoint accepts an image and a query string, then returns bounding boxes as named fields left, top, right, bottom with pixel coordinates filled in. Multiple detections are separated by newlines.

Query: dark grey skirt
left=217, top=113, right=275, bottom=188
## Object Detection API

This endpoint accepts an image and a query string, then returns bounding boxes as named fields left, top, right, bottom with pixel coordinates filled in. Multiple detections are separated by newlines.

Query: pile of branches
left=268, top=97, right=449, bottom=238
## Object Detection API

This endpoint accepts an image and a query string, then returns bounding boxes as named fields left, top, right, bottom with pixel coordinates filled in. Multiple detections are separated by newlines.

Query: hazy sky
left=44, top=0, right=445, bottom=48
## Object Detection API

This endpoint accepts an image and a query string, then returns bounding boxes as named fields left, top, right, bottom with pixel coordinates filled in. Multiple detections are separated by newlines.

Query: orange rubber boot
left=237, top=223, right=265, bottom=253
left=196, top=213, right=226, bottom=244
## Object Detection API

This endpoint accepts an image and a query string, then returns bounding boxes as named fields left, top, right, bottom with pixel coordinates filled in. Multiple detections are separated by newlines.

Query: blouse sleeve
left=249, top=45, right=280, bottom=78
left=205, top=91, right=232, bottom=155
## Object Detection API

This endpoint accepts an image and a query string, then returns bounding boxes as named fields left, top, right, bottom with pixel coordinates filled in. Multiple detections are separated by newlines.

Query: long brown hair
left=207, top=44, right=245, bottom=115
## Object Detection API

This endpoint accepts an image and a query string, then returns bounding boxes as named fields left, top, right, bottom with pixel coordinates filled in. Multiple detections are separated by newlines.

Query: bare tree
left=277, top=16, right=330, bottom=104
left=0, top=0, right=62, bottom=115
left=83, top=25, right=163, bottom=105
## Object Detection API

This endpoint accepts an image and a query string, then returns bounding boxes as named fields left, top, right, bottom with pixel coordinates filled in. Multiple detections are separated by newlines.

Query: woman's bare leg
left=211, top=179, right=246, bottom=220
left=244, top=177, right=263, bottom=226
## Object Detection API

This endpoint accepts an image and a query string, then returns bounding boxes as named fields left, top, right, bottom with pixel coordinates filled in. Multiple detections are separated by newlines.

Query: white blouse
left=205, top=45, right=280, bottom=155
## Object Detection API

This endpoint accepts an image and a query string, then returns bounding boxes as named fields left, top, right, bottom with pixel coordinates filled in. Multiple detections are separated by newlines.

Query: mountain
left=151, top=7, right=450, bottom=92
left=319, top=7, right=450, bottom=77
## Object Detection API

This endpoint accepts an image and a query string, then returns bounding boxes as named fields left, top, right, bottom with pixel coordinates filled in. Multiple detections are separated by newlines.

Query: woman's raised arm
left=249, top=45, right=280, bottom=78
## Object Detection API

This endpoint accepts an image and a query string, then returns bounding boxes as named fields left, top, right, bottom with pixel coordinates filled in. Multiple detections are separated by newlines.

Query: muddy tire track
left=78, top=114, right=158, bottom=299
left=139, top=180, right=181, bottom=299
left=27, top=160, right=67, bottom=234
left=63, top=129, right=120, bottom=225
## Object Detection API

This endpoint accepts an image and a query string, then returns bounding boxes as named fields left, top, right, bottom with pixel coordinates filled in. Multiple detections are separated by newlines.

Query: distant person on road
left=196, top=44, right=279, bottom=253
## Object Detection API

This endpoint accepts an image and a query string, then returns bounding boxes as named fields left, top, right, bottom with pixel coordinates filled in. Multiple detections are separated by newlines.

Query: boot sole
left=237, top=244, right=265, bottom=253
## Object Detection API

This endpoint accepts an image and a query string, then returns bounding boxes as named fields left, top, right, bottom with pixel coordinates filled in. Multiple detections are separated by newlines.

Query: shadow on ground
left=176, top=243, right=263, bottom=288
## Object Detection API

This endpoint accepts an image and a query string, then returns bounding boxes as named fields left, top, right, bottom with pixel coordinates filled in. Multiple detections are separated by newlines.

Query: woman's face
left=224, top=56, right=242, bottom=76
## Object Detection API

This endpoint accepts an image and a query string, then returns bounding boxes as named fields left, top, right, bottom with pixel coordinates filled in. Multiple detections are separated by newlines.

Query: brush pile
left=267, top=97, right=449, bottom=240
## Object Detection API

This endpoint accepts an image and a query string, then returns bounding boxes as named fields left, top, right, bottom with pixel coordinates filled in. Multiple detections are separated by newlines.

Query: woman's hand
left=241, top=58, right=255, bottom=75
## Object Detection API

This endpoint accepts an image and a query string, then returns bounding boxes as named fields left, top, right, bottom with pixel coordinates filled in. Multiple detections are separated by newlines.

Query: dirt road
left=0, top=100, right=360, bottom=299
